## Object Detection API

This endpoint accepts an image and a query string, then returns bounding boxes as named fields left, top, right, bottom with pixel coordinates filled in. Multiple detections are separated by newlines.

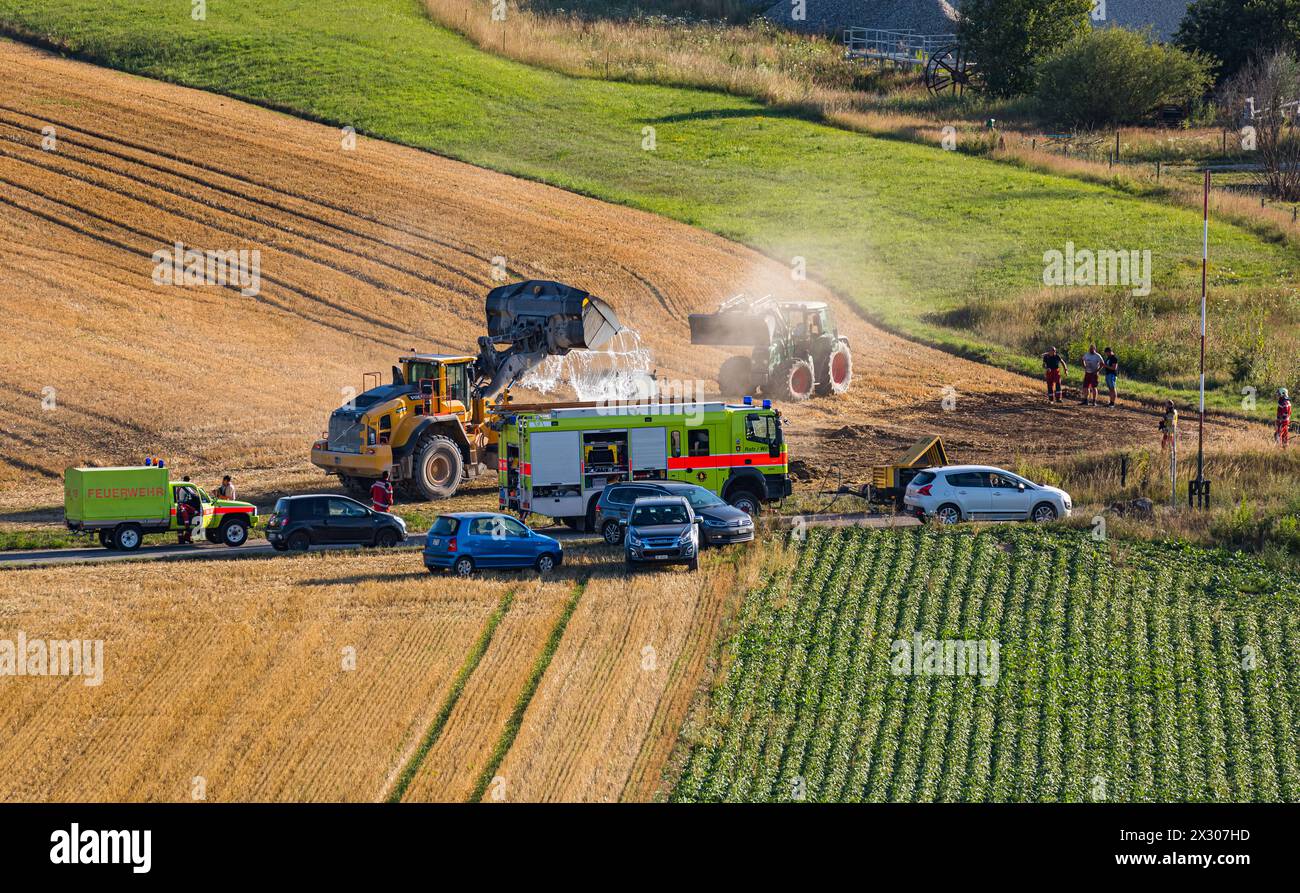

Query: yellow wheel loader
left=310, top=280, right=621, bottom=502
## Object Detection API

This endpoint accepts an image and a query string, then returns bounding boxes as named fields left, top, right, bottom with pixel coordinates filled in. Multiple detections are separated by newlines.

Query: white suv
left=904, top=465, right=1072, bottom=525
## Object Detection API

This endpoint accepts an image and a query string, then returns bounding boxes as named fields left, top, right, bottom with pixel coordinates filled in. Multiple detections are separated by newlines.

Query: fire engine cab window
left=445, top=363, right=469, bottom=405
left=687, top=429, right=709, bottom=457
left=745, top=414, right=775, bottom=445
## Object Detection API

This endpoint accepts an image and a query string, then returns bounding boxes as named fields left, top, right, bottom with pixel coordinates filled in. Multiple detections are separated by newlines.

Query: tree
left=958, top=0, right=1093, bottom=97
left=1035, top=28, right=1213, bottom=127
left=1176, top=0, right=1300, bottom=82
left=1218, top=50, right=1300, bottom=199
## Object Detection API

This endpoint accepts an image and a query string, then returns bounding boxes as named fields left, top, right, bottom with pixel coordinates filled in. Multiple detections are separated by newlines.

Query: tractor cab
left=780, top=302, right=832, bottom=342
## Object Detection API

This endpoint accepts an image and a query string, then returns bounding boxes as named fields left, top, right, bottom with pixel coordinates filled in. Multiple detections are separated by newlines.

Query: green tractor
left=688, top=295, right=853, bottom=401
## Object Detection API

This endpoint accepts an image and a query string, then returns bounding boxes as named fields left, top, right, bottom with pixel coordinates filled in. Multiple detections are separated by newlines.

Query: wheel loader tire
left=339, top=474, right=371, bottom=499
left=717, top=356, right=755, bottom=399
left=774, top=357, right=815, bottom=402
left=816, top=342, right=853, bottom=396
left=412, top=434, right=464, bottom=500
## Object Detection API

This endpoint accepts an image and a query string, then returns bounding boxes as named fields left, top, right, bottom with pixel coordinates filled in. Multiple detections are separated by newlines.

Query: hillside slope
left=0, top=0, right=1294, bottom=406
left=0, top=42, right=1257, bottom=515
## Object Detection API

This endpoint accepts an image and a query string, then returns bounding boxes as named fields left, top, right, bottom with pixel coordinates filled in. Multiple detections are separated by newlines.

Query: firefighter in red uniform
left=176, top=491, right=197, bottom=544
left=371, top=470, right=394, bottom=513
left=1278, top=388, right=1292, bottom=448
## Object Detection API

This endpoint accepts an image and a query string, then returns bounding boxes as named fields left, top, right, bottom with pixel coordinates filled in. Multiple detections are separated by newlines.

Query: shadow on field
left=644, top=107, right=804, bottom=125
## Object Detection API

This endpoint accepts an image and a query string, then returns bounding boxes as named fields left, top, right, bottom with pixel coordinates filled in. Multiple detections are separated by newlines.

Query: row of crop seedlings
left=673, top=526, right=1300, bottom=802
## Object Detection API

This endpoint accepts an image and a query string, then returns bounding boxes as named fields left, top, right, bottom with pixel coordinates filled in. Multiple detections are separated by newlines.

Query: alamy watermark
left=1042, top=242, right=1151, bottom=297
left=152, top=240, right=262, bottom=297
left=1, top=631, right=103, bottom=686
left=891, top=632, right=999, bottom=686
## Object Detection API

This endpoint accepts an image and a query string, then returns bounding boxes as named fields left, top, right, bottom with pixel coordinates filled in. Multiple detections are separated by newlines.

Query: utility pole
left=1190, top=170, right=1212, bottom=508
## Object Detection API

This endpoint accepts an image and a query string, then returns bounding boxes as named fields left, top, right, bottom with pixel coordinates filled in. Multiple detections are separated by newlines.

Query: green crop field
left=1, top=0, right=1296, bottom=408
left=673, top=527, right=1300, bottom=802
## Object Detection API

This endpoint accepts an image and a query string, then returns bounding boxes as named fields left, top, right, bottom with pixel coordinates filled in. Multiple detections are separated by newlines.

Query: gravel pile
left=762, top=0, right=1191, bottom=41
left=1094, top=0, right=1190, bottom=41
left=762, top=0, right=960, bottom=36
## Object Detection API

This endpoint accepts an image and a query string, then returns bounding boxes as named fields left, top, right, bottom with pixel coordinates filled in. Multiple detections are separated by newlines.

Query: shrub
left=1035, top=27, right=1214, bottom=127
left=959, top=0, right=1093, bottom=97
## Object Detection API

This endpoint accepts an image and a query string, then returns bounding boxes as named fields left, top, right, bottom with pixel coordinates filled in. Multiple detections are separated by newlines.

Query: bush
left=1035, top=27, right=1214, bottom=127
left=959, top=0, right=1093, bottom=97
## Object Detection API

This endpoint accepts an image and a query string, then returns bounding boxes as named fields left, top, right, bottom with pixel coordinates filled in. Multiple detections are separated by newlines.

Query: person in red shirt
left=1278, top=388, right=1292, bottom=448
left=371, top=470, right=395, bottom=513
left=1042, top=347, right=1067, bottom=404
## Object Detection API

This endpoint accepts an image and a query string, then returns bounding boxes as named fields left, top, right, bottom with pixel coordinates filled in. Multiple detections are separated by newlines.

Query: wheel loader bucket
left=486, top=280, right=622, bottom=353
left=688, top=311, right=776, bottom=348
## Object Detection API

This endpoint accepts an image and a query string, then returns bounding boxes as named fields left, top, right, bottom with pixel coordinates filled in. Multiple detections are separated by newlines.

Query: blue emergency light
left=762, top=399, right=771, bottom=409
left=743, top=396, right=753, bottom=405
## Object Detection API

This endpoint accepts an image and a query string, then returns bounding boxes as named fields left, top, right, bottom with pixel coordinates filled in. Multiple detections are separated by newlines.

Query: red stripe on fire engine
left=666, top=452, right=787, bottom=470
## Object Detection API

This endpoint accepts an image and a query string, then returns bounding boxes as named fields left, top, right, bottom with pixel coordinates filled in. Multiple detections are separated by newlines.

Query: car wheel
left=287, top=531, right=310, bottom=552
left=1031, top=502, right=1059, bottom=523
left=98, top=529, right=117, bottom=550
left=687, top=557, right=699, bottom=571
left=204, top=529, right=223, bottom=545
left=113, top=523, right=143, bottom=551
left=935, top=504, right=962, bottom=525
left=221, top=519, right=249, bottom=547
left=453, top=556, right=475, bottom=577
left=535, top=553, right=556, bottom=574
left=375, top=528, right=400, bottom=548
left=601, top=520, right=623, bottom=545
left=727, top=489, right=761, bottom=517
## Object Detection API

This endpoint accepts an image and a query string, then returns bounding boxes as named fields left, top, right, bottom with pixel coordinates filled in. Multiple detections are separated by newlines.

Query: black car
left=265, top=495, right=407, bottom=552
left=594, top=481, right=755, bottom=547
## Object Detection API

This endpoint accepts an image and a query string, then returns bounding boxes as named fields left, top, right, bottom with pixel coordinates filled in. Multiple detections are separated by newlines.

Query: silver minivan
left=621, top=495, right=701, bottom=571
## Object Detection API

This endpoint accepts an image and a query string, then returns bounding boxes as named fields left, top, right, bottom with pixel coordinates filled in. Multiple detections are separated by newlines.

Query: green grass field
left=673, top=526, right=1300, bottom=802
left=2, top=0, right=1296, bottom=408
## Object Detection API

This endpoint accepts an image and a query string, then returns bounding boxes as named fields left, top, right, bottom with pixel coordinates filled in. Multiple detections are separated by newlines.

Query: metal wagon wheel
left=925, top=45, right=977, bottom=97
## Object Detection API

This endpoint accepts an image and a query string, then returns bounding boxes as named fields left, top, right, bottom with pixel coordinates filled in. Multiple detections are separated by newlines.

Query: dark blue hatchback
left=424, top=512, right=562, bottom=577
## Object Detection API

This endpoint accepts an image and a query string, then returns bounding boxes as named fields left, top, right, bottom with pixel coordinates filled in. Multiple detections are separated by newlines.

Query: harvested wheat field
left=0, top=551, right=514, bottom=801
left=0, top=542, right=758, bottom=801
left=482, top=548, right=782, bottom=802
left=0, top=40, right=1259, bottom=518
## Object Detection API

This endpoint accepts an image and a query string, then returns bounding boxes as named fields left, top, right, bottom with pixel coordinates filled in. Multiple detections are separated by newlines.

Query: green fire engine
left=64, top=466, right=258, bottom=551
left=495, top=399, right=791, bottom=527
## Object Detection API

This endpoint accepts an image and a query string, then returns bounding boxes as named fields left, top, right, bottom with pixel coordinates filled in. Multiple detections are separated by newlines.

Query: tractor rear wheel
left=412, top=434, right=464, bottom=500
left=717, top=356, right=755, bottom=399
left=773, top=357, right=815, bottom=402
left=816, top=342, right=853, bottom=396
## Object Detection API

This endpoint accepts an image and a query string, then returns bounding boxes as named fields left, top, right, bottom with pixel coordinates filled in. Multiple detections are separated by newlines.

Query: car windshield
left=430, top=516, right=459, bottom=535
left=631, top=503, right=689, bottom=526
left=682, top=488, right=725, bottom=509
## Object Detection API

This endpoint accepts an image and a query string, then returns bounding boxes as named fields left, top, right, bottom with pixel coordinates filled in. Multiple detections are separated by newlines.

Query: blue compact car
left=424, top=512, right=562, bottom=577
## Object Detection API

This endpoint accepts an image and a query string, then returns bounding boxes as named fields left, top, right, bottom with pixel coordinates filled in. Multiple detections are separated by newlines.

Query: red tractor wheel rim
left=831, top=352, right=849, bottom=384
left=792, top=365, right=813, bottom=396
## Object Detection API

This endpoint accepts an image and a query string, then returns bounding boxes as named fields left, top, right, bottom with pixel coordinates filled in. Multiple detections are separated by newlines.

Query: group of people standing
left=1042, top=346, right=1293, bottom=450
left=1042, top=345, right=1119, bottom=407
